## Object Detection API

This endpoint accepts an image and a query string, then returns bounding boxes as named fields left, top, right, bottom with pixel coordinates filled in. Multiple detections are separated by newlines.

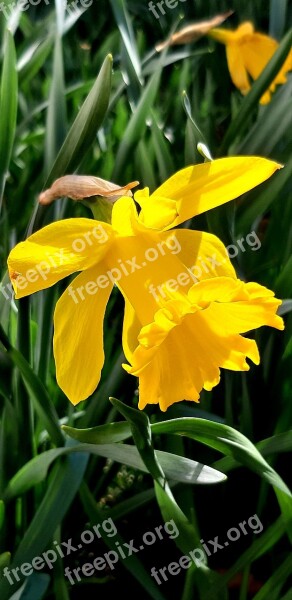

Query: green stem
left=181, top=566, right=196, bottom=600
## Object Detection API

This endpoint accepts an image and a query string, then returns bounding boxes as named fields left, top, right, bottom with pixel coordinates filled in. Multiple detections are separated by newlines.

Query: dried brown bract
left=156, top=11, right=234, bottom=51
left=39, top=176, right=139, bottom=206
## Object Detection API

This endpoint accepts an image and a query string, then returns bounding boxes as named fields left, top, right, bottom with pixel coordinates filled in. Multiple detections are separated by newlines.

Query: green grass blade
left=252, top=553, right=292, bottom=600
left=109, top=0, right=142, bottom=84
left=28, top=53, right=112, bottom=233
left=0, top=30, right=18, bottom=211
left=0, top=325, right=63, bottom=447
left=45, top=34, right=67, bottom=174
left=45, top=53, right=112, bottom=183
left=112, top=64, right=162, bottom=179
left=0, top=452, right=88, bottom=600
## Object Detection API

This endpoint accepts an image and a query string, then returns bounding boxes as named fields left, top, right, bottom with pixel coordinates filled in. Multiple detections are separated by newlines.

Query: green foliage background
left=0, top=0, right=291, bottom=598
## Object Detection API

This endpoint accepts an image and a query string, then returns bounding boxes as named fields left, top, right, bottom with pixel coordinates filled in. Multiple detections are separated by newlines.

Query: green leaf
left=213, top=430, right=292, bottom=473
left=111, top=397, right=165, bottom=484
left=135, top=139, right=157, bottom=190
left=45, top=34, right=67, bottom=173
left=280, top=591, right=292, bottom=600
left=237, top=158, right=292, bottom=235
left=278, top=299, right=292, bottom=316
left=0, top=500, right=5, bottom=530
left=151, top=418, right=291, bottom=497
left=45, top=53, right=112, bottom=184
left=19, top=574, right=50, bottom=600
left=4, top=442, right=226, bottom=500
left=18, top=35, right=53, bottom=86
left=150, top=112, right=175, bottom=182
left=155, top=482, right=228, bottom=600
left=0, top=552, right=10, bottom=570
left=236, top=79, right=292, bottom=155
left=29, top=53, right=112, bottom=233
left=9, top=346, right=63, bottom=447
left=112, top=62, right=162, bottom=179
left=275, top=254, right=292, bottom=297
left=269, top=0, right=288, bottom=39
left=109, top=0, right=142, bottom=85
left=252, top=553, right=292, bottom=600
left=62, top=421, right=131, bottom=444
left=0, top=452, right=88, bottom=600
left=152, top=418, right=292, bottom=541
left=0, top=30, right=18, bottom=210
left=182, top=90, right=210, bottom=153
left=0, top=325, right=63, bottom=447
left=110, top=400, right=227, bottom=599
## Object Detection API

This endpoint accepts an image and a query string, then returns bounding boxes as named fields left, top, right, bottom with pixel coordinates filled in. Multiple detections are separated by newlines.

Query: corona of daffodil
left=8, top=157, right=284, bottom=410
left=208, top=22, right=292, bottom=104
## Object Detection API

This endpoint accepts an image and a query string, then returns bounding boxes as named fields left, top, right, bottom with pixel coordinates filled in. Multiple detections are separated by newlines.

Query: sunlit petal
left=160, top=229, right=237, bottom=280
left=135, top=157, right=281, bottom=230
left=8, top=218, right=113, bottom=299
left=53, top=264, right=113, bottom=405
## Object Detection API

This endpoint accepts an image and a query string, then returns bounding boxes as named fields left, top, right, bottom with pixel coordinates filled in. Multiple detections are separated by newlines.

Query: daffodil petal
left=159, top=229, right=236, bottom=280
left=188, top=277, right=284, bottom=332
left=124, top=275, right=283, bottom=410
left=136, top=330, right=203, bottom=411
left=243, top=35, right=292, bottom=104
left=244, top=34, right=278, bottom=78
left=226, top=43, right=251, bottom=95
left=136, top=157, right=282, bottom=230
left=208, top=22, right=254, bottom=45
left=105, top=231, right=196, bottom=325
left=122, top=298, right=142, bottom=362
left=131, top=310, right=259, bottom=411
left=53, top=264, right=113, bottom=405
left=111, top=196, right=147, bottom=236
left=7, top=218, right=113, bottom=299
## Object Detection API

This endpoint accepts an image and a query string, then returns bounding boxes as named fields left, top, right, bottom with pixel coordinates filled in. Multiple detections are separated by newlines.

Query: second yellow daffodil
left=208, top=22, right=292, bottom=104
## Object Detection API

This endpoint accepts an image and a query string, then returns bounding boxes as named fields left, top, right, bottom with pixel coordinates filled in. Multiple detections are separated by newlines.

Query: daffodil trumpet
left=8, top=157, right=284, bottom=410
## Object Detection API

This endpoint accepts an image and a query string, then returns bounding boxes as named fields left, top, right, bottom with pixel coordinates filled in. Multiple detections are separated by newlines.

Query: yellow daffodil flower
left=7, top=157, right=284, bottom=410
left=208, top=22, right=292, bottom=104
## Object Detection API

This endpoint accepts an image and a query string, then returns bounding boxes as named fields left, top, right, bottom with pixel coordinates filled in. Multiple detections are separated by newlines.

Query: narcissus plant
left=8, top=157, right=284, bottom=410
